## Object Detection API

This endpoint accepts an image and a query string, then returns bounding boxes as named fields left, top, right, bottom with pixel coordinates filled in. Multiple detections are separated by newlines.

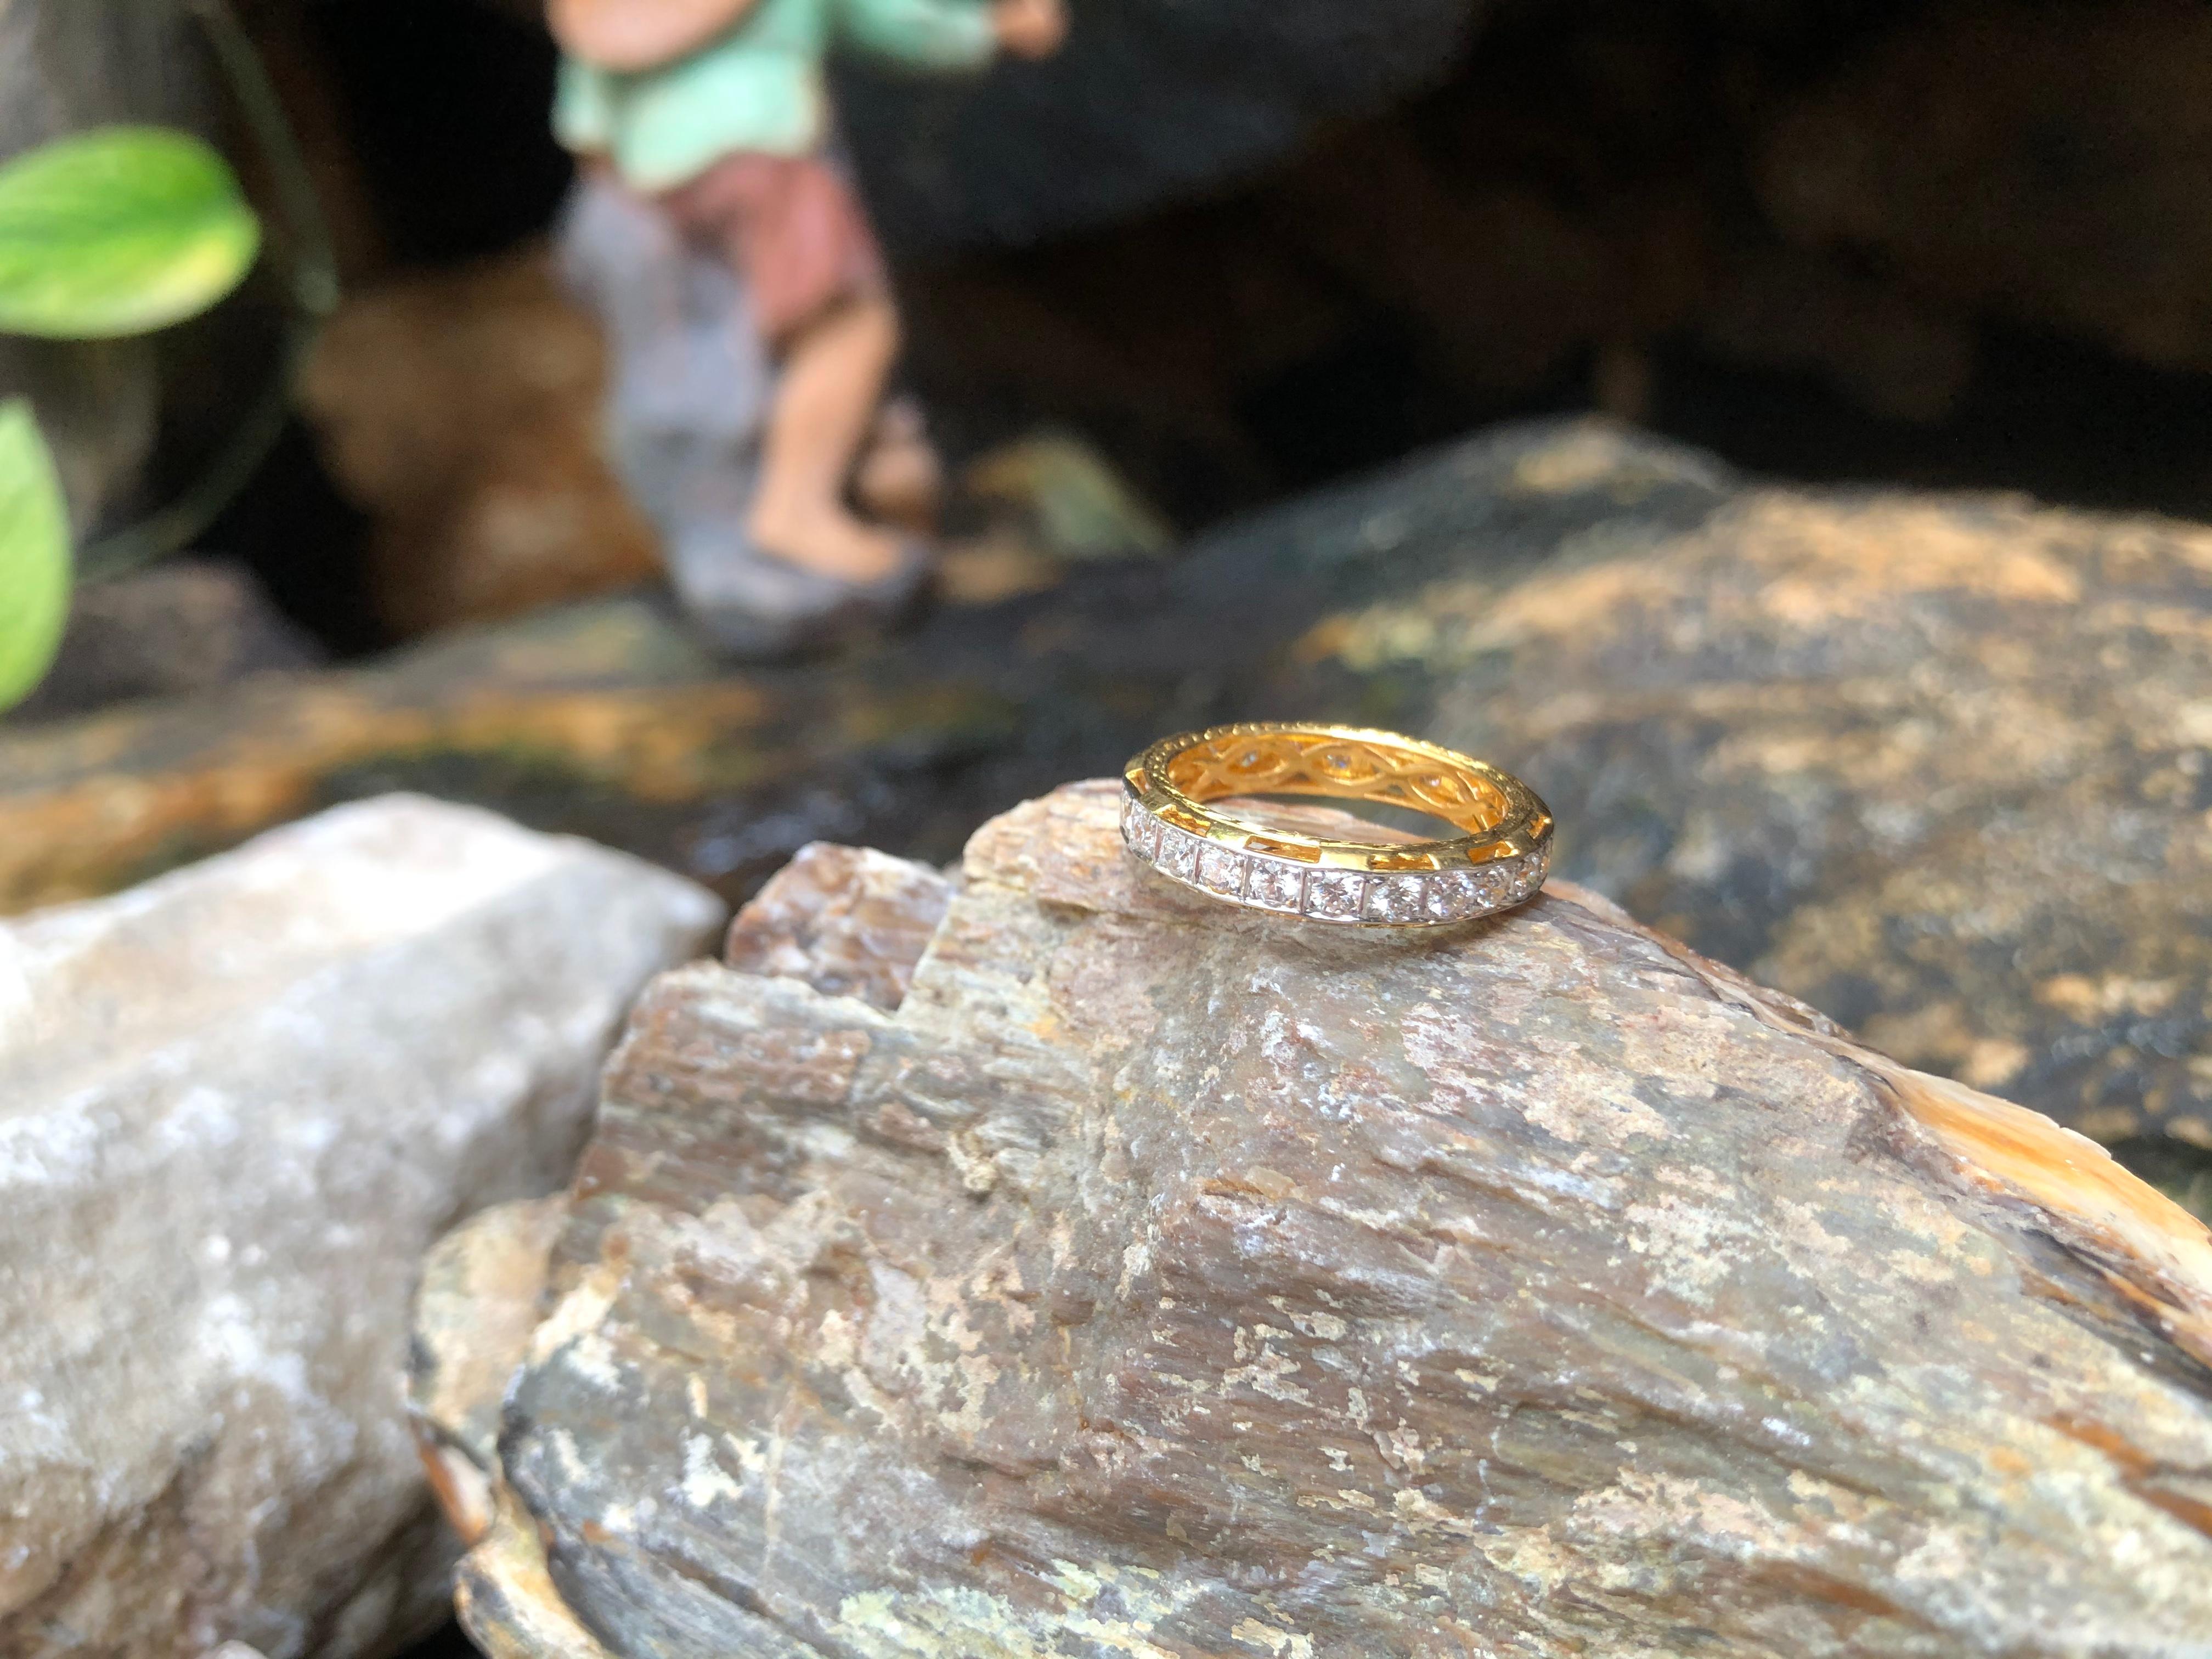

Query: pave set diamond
left=1120, top=795, right=1548, bottom=925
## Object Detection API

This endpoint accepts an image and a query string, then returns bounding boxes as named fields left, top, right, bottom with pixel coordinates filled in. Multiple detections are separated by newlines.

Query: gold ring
left=1120, top=723, right=1554, bottom=926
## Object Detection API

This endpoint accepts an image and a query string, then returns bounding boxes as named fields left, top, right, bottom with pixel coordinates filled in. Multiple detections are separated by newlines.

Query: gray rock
left=0, top=795, right=722, bottom=1659
left=419, top=783, right=2212, bottom=1657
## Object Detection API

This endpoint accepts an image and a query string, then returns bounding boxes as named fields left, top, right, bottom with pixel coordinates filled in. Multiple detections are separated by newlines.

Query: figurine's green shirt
left=555, top=0, right=996, bottom=189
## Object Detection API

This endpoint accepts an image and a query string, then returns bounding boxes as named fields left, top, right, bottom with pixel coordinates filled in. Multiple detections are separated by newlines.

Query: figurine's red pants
left=659, top=151, right=890, bottom=347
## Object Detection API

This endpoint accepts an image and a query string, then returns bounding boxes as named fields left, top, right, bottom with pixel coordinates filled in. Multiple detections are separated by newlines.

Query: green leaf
left=0, top=126, right=261, bottom=339
left=0, top=400, right=72, bottom=710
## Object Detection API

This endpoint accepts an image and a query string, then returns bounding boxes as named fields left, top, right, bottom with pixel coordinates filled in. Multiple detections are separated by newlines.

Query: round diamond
left=1245, top=861, right=1306, bottom=912
left=1424, top=871, right=1475, bottom=922
left=1363, top=873, right=1427, bottom=924
left=1159, top=828, right=1201, bottom=881
left=1304, top=870, right=1365, bottom=919
left=1196, top=844, right=1248, bottom=895
left=1469, top=865, right=1510, bottom=911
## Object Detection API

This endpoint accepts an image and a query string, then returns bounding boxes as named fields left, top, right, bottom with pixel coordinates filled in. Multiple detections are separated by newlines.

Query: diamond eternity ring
left=1120, top=723, right=1554, bottom=927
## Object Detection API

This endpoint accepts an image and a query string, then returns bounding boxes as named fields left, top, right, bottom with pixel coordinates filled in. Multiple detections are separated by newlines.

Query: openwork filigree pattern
left=1163, top=730, right=1510, bottom=834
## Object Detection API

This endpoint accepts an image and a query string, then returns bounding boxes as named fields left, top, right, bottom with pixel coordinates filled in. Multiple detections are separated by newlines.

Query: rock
left=959, top=430, right=1175, bottom=565
left=0, top=795, right=723, bottom=1659
left=3, top=561, right=320, bottom=724
left=888, top=0, right=2212, bottom=499
left=847, top=0, right=1485, bottom=252
left=413, top=781, right=2212, bottom=1656
left=1758, top=1, right=2212, bottom=377
left=409, top=1196, right=575, bottom=1549
left=1223, top=424, right=2212, bottom=1158
left=1, top=420, right=2207, bottom=1175
left=408, top=836, right=967, bottom=1656
left=721, top=842, right=955, bottom=1014
left=0, top=594, right=1012, bottom=917
left=299, top=247, right=661, bottom=638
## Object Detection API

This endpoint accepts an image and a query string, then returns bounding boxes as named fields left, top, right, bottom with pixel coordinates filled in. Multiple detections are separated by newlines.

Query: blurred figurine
left=548, top=0, right=1066, bottom=656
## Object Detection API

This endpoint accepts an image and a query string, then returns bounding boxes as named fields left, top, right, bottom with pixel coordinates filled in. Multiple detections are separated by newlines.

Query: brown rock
left=0, top=600, right=782, bottom=915
left=1758, top=2, right=2212, bottom=375
left=1265, top=425, right=2212, bottom=1154
left=416, top=782, right=2212, bottom=1657
left=723, top=842, right=955, bottom=1014
left=409, top=1196, right=574, bottom=1547
left=300, top=249, right=660, bottom=637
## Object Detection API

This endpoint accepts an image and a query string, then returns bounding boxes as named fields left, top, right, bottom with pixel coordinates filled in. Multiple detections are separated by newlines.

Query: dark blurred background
left=71, top=0, right=2212, bottom=656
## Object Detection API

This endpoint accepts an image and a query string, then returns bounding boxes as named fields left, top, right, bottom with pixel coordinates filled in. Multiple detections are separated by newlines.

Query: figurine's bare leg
left=748, top=294, right=906, bottom=584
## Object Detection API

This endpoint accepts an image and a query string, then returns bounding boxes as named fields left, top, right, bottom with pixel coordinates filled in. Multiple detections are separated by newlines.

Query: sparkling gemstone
left=1159, top=828, right=1201, bottom=880
left=1364, top=873, right=1428, bottom=924
left=1304, top=869, right=1365, bottom=919
left=1424, top=871, right=1475, bottom=922
left=1245, top=860, right=1306, bottom=912
left=1196, top=844, right=1248, bottom=895
left=1469, top=865, right=1510, bottom=910
left=1131, top=809, right=1162, bottom=859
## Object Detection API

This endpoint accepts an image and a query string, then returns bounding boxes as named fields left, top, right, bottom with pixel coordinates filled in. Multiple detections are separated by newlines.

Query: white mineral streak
left=0, top=795, right=720, bottom=1659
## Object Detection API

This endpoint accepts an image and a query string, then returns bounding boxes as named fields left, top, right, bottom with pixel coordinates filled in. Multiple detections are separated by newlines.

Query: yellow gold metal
left=1119, top=723, right=1554, bottom=927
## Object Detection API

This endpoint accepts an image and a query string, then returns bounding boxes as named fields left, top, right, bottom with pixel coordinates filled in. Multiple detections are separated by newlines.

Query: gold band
left=1120, top=724, right=1553, bottom=926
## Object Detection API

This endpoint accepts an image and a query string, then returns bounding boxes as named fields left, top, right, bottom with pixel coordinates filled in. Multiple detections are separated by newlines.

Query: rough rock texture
left=0, top=795, right=722, bottom=1659
left=723, top=842, right=955, bottom=1014
left=1231, top=426, right=2212, bottom=1156
left=2, top=421, right=2208, bottom=1180
left=417, top=782, right=2212, bottom=1657
left=411, top=1195, right=575, bottom=1548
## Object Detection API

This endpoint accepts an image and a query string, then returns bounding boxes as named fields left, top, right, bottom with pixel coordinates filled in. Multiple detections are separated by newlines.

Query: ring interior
left=1160, top=731, right=1512, bottom=838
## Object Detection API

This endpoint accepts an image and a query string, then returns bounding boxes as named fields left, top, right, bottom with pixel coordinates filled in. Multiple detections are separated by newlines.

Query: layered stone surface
left=5, top=420, right=2210, bottom=1174
left=422, top=782, right=2212, bottom=1659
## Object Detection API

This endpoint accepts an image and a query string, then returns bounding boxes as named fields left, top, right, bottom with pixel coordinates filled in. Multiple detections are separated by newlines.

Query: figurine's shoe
left=667, top=527, right=933, bottom=660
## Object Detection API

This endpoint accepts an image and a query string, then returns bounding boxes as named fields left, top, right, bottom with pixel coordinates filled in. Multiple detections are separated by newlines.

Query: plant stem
left=78, top=0, right=338, bottom=580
